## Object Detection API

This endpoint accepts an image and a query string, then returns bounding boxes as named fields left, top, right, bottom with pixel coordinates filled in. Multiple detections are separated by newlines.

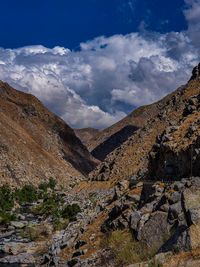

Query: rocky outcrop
left=90, top=64, right=200, bottom=182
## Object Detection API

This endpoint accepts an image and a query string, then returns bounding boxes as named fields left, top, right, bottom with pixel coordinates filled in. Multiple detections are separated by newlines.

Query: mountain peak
left=190, top=63, right=200, bottom=80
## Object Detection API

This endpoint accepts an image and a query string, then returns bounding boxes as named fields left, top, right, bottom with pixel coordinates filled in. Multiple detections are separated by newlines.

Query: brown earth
left=0, top=81, right=97, bottom=187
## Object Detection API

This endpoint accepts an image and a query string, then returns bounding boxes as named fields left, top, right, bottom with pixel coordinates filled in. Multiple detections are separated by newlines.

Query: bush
left=48, top=177, right=56, bottom=190
left=0, top=212, right=16, bottom=225
left=14, top=185, right=38, bottom=204
left=61, top=204, right=81, bottom=222
left=0, top=184, right=14, bottom=212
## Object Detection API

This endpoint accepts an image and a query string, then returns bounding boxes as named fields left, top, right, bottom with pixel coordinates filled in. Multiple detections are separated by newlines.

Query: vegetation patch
left=100, top=230, right=157, bottom=266
left=0, top=178, right=81, bottom=230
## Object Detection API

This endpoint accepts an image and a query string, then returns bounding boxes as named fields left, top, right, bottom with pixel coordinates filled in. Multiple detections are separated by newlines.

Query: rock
left=155, top=252, right=172, bottom=264
left=10, top=221, right=27, bottom=229
left=72, top=251, right=82, bottom=258
left=130, top=211, right=141, bottom=234
left=189, top=224, right=200, bottom=249
left=108, top=202, right=123, bottom=220
left=117, top=218, right=128, bottom=230
left=168, top=192, right=181, bottom=205
left=126, top=194, right=140, bottom=203
left=174, top=182, right=184, bottom=191
left=74, top=240, right=87, bottom=250
left=0, top=253, right=35, bottom=264
left=168, top=201, right=182, bottom=221
left=136, top=213, right=151, bottom=240
left=1, top=242, right=34, bottom=255
left=138, top=212, right=170, bottom=251
left=159, top=204, right=169, bottom=213
left=17, top=214, right=25, bottom=220
left=183, top=188, right=200, bottom=225
left=68, top=258, right=79, bottom=267
left=82, top=249, right=88, bottom=255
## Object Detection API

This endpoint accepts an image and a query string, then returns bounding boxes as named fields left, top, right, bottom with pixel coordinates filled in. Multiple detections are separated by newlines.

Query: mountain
left=90, top=64, right=200, bottom=182
left=74, top=127, right=101, bottom=147
left=0, top=65, right=200, bottom=267
left=0, top=81, right=97, bottom=186
left=88, top=104, right=159, bottom=161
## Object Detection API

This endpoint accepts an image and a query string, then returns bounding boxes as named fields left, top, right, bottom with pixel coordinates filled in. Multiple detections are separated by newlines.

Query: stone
left=168, top=192, right=181, bottom=205
left=72, top=251, right=82, bottom=258
left=10, top=221, right=27, bottom=229
left=1, top=242, right=31, bottom=255
left=117, top=218, right=128, bottom=230
left=130, top=211, right=141, bottom=233
left=17, top=214, right=25, bottom=220
left=138, top=211, right=170, bottom=251
left=183, top=188, right=200, bottom=225
left=155, top=252, right=172, bottom=264
left=168, top=201, right=182, bottom=221
left=126, top=194, right=140, bottom=203
left=0, top=253, right=35, bottom=264
left=174, top=182, right=184, bottom=191
left=82, top=249, right=88, bottom=255
left=68, top=258, right=79, bottom=267
left=74, top=240, right=87, bottom=250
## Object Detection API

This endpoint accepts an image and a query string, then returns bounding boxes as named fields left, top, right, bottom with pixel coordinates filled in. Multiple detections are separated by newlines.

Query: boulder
left=137, top=211, right=170, bottom=251
left=168, top=201, right=182, bottom=221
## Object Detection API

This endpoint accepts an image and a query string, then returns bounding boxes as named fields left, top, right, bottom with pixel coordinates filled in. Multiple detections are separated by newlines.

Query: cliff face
left=0, top=81, right=97, bottom=186
left=90, top=65, right=200, bottom=182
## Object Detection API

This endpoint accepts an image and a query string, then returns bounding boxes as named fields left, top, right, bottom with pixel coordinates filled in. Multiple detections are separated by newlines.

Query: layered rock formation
left=0, top=81, right=97, bottom=186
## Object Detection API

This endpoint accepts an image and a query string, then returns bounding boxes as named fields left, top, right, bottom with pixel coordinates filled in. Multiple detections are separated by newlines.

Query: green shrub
left=0, top=212, right=16, bottom=225
left=52, top=217, right=69, bottom=231
left=14, top=185, right=38, bottom=204
left=0, top=184, right=14, bottom=212
left=38, top=183, right=49, bottom=192
left=48, top=177, right=56, bottom=190
left=61, top=204, right=81, bottom=222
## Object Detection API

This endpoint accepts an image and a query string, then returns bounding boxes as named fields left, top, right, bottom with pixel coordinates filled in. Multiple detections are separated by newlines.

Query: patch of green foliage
left=0, top=178, right=81, bottom=229
left=14, top=185, right=38, bottom=204
left=61, top=204, right=81, bottom=222
left=0, top=184, right=14, bottom=212
left=0, top=184, right=16, bottom=225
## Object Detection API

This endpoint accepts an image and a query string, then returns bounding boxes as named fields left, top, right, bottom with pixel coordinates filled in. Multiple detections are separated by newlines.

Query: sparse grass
left=100, top=230, right=156, bottom=265
left=21, top=223, right=52, bottom=241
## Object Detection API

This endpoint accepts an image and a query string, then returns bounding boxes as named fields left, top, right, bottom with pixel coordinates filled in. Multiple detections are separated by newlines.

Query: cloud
left=184, top=0, right=200, bottom=48
left=0, top=11, right=199, bottom=129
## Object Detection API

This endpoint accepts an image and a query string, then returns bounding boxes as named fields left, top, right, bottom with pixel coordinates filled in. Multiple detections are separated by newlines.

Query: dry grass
left=99, top=230, right=156, bottom=266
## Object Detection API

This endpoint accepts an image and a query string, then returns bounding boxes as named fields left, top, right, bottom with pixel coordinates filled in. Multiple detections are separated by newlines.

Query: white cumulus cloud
left=0, top=4, right=199, bottom=129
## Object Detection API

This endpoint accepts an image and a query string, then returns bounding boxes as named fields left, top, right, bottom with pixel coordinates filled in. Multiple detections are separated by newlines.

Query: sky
left=0, top=0, right=199, bottom=129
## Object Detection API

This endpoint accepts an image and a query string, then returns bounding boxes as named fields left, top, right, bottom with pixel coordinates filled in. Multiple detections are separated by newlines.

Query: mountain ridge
left=0, top=81, right=97, bottom=186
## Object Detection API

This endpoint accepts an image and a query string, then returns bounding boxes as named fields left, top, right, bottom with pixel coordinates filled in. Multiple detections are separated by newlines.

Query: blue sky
left=0, top=0, right=199, bottom=128
left=0, top=0, right=187, bottom=49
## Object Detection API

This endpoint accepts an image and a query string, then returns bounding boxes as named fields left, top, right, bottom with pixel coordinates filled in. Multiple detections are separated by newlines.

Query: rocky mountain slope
left=74, top=128, right=101, bottom=147
left=87, top=103, right=160, bottom=161
left=90, top=64, right=200, bottom=182
left=0, top=65, right=200, bottom=267
left=0, top=81, right=97, bottom=186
